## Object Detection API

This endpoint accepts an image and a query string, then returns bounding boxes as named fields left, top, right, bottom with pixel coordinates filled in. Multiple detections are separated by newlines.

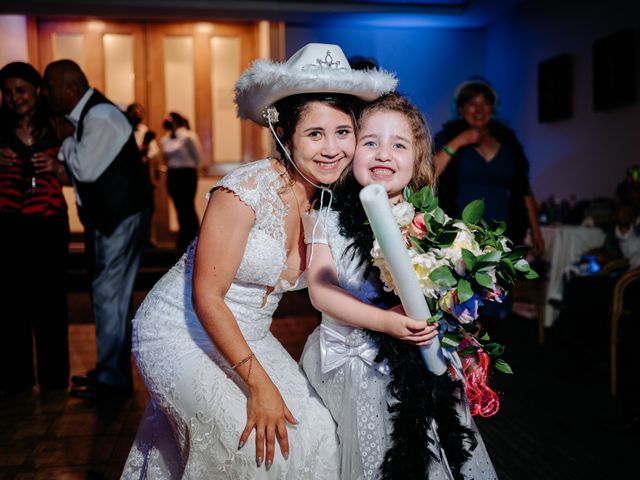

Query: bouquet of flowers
left=370, top=186, right=538, bottom=415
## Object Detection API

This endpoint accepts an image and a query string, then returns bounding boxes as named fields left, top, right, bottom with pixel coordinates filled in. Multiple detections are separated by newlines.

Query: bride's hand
left=383, top=304, right=439, bottom=346
left=240, top=380, right=298, bottom=469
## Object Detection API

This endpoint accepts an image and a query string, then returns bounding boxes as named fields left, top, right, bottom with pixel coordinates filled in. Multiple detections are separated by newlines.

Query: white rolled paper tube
left=359, top=184, right=448, bottom=376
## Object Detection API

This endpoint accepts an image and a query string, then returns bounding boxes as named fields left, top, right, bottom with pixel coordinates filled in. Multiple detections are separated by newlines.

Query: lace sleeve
left=208, top=160, right=285, bottom=240
left=214, top=169, right=262, bottom=215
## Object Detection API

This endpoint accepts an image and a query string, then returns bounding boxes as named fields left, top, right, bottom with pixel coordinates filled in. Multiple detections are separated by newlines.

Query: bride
left=121, top=43, right=396, bottom=479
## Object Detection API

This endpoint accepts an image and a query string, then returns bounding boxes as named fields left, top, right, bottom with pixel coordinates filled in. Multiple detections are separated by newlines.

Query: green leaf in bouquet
left=476, top=250, right=502, bottom=264
left=458, top=346, right=479, bottom=356
left=492, top=220, right=507, bottom=236
left=477, top=264, right=496, bottom=272
left=501, top=257, right=517, bottom=278
left=403, top=185, right=413, bottom=201
left=408, top=236, right=427, bottom=253
left=475, top=271, right=494, bottom=289
left=426, top=311, right=443, bottom=325
left=426, top=297, right=437, bottom=313
left=504, top=244, right=529, bottom=260
left=414, top=188, right=428, bottom=208
left=480, top=332, right=490, bottom=341
left=442, top=331, right=464, bottom=349
left=496, top=269, right=508, bottom=284
left=436, top=230, right=458, bottom=247
left=462, top=198, right=485, bottom=225
left=514, top=258, right=531, bottom=272
left=484, top=342, right=505, bottom=357
left=433, top=206, right=446, bottom=224
left=430, top=265, right=457, bottom=288
left=525, top=269, right=540, bottom=280
left=494, top=359, right=513, bottom=374
left=456, top=278, right=474, bottom=303
left=461, top=248, right=477, bottom=271
left=427, top=217, right=443, bottom=236
left=409, top=186, right=437, bottom=211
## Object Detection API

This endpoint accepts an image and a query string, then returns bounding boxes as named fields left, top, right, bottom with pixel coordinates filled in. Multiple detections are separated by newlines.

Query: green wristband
left=442, top=145, right=456, bottom=156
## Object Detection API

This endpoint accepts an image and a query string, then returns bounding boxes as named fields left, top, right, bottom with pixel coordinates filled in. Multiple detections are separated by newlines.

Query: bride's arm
left=306, top=243, right=437, bottom=345
left=192, top=187, right=296, bottom=469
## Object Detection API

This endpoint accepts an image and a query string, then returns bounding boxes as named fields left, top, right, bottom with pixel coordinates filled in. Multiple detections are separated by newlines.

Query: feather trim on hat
left=235, top=58, right=398, bottom=126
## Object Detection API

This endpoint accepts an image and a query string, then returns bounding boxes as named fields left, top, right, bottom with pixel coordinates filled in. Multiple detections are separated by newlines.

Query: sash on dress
left=319, top=322, right=389, bottom=375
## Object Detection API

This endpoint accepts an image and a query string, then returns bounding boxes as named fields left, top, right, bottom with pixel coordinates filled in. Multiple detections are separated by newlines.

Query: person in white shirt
left=44, top=59, right=152, bottom=400
left=160, top=112, right=205, bottom=249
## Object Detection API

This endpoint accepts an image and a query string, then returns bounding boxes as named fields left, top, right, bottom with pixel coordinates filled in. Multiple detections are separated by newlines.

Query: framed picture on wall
left=593, top=28, right=637, bottom=111
left=538, top=54, right=572, bottom=123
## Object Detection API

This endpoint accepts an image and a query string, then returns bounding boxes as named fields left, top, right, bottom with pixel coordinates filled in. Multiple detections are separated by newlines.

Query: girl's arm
left=192, top=188, right=296, bottom=468
left=306, top=243, right=437, bottom=345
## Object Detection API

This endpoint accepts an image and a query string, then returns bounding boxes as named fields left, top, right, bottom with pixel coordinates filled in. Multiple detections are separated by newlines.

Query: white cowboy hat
left=235, top=43, right=398, bottom=126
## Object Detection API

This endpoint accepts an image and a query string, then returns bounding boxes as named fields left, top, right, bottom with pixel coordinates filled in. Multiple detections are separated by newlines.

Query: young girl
left=300, top=93, right=497, bottom=480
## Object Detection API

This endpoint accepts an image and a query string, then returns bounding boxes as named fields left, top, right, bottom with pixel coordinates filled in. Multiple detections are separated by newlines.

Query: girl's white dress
left=300, top=208, right=497, bottom=480
left=122, top=160, right=340, bottom=480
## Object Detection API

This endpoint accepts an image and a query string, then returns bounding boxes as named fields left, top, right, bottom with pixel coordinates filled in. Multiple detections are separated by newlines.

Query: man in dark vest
left=44, top=59, right=152, bottom=399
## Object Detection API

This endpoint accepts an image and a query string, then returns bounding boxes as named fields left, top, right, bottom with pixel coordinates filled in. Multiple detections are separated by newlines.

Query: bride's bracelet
left=231, top=352, right=255, bottom=381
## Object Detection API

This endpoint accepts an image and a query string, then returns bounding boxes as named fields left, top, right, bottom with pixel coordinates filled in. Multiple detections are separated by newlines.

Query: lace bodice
left=214, top=158, right=303, bottom=291
left=168, top=159, right=306, bottom=340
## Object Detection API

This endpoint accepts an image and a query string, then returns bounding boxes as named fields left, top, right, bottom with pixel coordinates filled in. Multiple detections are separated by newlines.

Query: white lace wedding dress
left=122, top=160, right=340, bottom=480
left=300, top=208, right=497, bottom=480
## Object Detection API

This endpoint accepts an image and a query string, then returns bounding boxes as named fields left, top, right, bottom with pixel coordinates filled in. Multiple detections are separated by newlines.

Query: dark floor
left=0, top=250, right=636, bottom=479
left=475, top=316, right=637, bottom=480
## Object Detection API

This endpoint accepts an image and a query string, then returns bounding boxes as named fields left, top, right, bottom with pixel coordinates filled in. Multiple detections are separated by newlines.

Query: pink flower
left=482, top=285, right=505, bottom=304
left=410, top=213, right=428, bottom=240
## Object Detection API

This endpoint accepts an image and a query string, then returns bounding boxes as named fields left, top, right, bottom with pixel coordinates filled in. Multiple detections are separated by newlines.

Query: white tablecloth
left=542, top=225, right=606, bottom=326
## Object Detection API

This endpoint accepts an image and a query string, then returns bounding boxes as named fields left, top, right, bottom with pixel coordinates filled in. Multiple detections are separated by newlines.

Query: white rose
left=371, top=241, right=396, bottom=293
left=392, top=201, right=416, bottom=226
left=451, top=222, right=482, bottom=255
left=409, top=250, right=448, bottom=299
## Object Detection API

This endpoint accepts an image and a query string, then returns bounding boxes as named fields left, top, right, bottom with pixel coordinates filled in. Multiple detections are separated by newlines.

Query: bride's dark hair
left=272, top=93, right=362, bottom=184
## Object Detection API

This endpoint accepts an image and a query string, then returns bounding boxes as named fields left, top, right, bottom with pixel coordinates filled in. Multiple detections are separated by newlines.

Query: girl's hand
left=0, top=147, right=17, bottom=167
left=240, top=381, right=298, bottom=469
left=32, top=152, right=57, bottom=174
left=383, top=304, right=439, bottom=346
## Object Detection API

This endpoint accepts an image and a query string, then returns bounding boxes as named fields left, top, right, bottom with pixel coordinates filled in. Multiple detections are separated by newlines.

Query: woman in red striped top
left=0, top=62, right=71, bottom=395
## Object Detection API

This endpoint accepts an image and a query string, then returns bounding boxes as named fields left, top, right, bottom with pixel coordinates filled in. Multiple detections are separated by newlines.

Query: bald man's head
left=43, top=59, right=89, bottom=113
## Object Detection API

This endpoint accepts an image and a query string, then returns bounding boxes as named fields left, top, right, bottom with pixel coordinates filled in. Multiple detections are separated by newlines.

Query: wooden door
left=37, top=20, right=148, bottom=239
left=35, top=18, right=278, bottom=245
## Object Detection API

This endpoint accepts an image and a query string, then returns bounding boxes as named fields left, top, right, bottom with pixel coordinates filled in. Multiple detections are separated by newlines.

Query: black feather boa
left=333, top=177, right=477, bottom=479
left=368, top=329, right=477, bottom=480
